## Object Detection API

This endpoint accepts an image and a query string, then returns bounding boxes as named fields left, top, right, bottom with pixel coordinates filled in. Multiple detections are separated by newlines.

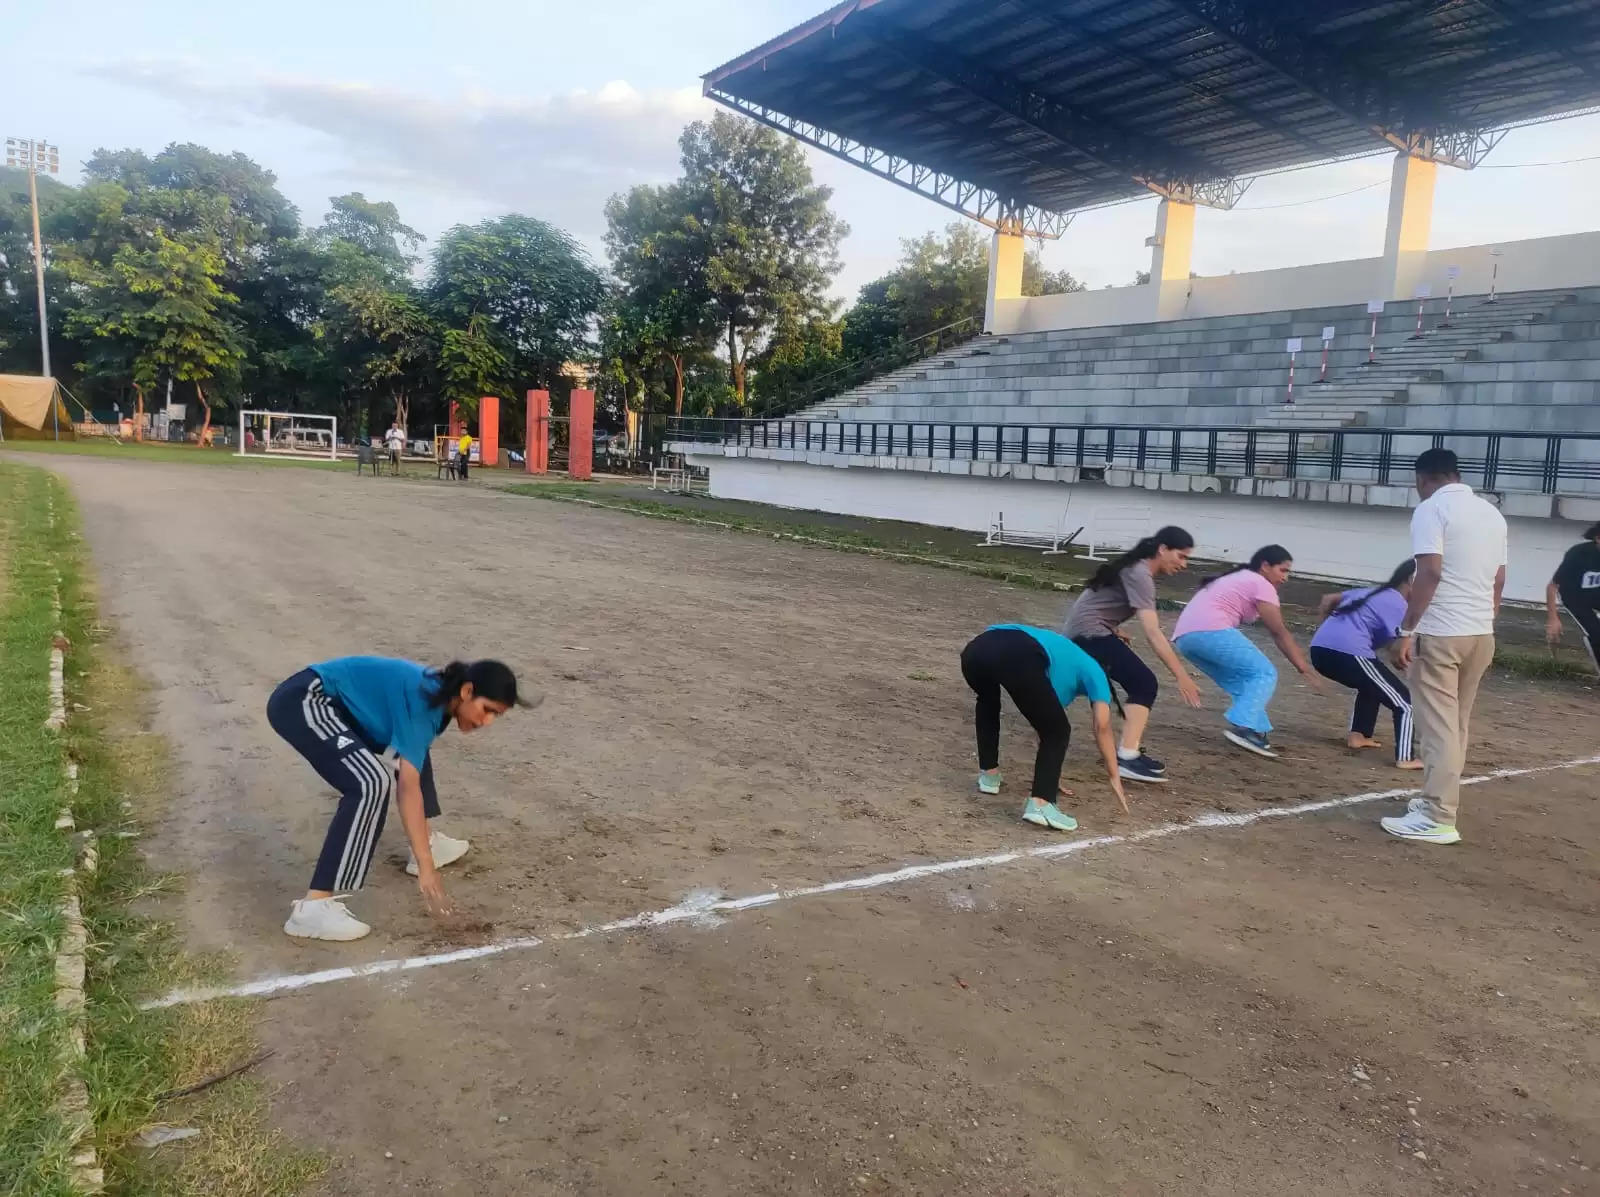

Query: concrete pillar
left=1149, top=198, right=1195, bottom=322
left=984, top=229, right=1025, bottom=333
left=568, top=388, right=594, bottom=481
left=478, top=395, right=499, bottom=468
left=525, top=389, right=549, bottom=474
left=1378, top=151, right=1436, bottom=302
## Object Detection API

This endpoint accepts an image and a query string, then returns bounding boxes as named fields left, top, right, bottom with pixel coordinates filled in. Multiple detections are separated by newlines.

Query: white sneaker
left=1381, top=809, right=1461, bottom=845
left=406, top=829, right=471, bottom=876
left=284, top=896, right=372, bottom=941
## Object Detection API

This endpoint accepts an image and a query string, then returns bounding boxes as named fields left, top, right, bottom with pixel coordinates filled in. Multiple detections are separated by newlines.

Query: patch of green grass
left=0, top=463, right=323, bottom=1195
left=3, top=439, right=343, bottom=472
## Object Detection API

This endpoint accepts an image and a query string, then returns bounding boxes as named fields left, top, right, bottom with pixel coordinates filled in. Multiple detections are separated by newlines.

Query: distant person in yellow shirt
left=456, top=431, right=473, bottom=481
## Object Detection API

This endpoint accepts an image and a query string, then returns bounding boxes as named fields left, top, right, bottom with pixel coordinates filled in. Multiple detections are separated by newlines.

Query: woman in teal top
left=267, top=656, right=526, bottom=942
left=959, top=624, right=1127, bottom=831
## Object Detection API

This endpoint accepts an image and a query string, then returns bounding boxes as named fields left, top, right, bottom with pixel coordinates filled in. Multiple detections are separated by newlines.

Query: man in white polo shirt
left=1382, top=448, right=1508, bottom=845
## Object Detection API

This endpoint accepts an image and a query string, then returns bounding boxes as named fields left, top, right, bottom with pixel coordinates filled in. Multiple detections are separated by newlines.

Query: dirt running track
left=36, top=456, right=1600, bottom=1196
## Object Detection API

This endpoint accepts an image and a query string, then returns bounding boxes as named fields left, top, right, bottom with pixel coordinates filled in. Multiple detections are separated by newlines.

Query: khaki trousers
left=1411, top=634, right=1496, bottom=824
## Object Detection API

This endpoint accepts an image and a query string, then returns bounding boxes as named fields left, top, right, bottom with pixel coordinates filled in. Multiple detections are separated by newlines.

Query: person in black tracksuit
left=1309, top=559, right=1419, bottom=768
left=1546, top=521, right=1600, bottom=676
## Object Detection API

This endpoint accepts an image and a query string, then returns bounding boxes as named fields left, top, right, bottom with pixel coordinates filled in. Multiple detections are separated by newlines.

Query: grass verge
left=503, top=480, right=1599, bottom=686
left=2, top=439, right=343, bottom=472
left=0, top=462, right=323, bottom=1195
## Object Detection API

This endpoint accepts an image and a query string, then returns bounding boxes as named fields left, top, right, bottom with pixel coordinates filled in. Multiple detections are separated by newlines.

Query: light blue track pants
left=1175, top=628, right=1278, bottom=734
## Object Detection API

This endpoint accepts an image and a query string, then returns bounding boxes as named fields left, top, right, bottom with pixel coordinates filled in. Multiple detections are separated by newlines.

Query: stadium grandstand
left=673, top=1, right=1600, bottom=599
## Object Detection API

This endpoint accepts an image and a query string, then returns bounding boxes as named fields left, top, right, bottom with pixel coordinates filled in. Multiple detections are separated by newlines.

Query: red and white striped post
left=1409, top=285, right=1431, bottom=340
left=1362, top=299, right=1383, bottom=366
left=1285, top=336, right=1302, bottom=405
left=1440, top=265, right=1460, bottom=327
left=1486, top=249, right=1502, bottom=304
left=1318, top=324, right=1335, bottom=383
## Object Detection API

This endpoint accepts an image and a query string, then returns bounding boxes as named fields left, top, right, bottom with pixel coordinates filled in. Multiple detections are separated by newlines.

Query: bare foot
left=1058, top=784, right=1077, bottom=801
left=1395, top=759, right=1424, bottom=771
left=1346, top=735, right=1383, bottom=751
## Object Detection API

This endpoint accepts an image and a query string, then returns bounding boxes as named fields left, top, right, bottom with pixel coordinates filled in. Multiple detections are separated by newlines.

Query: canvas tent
left=0, top=374, right=74, bottom=440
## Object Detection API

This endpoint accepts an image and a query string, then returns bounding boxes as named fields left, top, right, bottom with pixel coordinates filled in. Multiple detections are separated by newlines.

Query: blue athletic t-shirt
left=310, top=657, right=445, bottom=770
left=988, top=625, right=1113, bottom=708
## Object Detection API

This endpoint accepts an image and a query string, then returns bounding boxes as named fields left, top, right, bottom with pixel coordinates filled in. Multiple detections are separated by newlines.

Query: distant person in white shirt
left=384, top=423, right=405, bottom=473
left=1382, top=448, right=1508, bottom=846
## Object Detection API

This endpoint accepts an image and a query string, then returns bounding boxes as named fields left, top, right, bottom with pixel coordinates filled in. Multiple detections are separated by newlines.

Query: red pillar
left=479, top=396, right=500, bottom=467
left=448, top=403, right=463, bottom=440
left=525, top=390, right=549, bottom=474
left=568, top=388, right=594, bottom=481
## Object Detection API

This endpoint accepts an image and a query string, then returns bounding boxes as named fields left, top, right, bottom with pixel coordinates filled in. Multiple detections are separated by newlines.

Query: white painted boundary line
left=143, top=754, right=1600, bottom=1011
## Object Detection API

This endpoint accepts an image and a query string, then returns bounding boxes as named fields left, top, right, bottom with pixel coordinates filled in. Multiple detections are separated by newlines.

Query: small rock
left=1414, top=1151, right=1429, bottom=1162
left=384, top=1151, right=394, bottom=1160
left=1513, top=1085, right=1530, bottom=1098
left=1352, top=1069, right=1370, bottom=1082
left=496, top=1115, right=508, bottom=1124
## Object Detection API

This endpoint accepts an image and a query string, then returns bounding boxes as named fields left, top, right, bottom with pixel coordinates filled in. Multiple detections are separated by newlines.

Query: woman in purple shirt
left=1310, top=560, right=1421, bottom=769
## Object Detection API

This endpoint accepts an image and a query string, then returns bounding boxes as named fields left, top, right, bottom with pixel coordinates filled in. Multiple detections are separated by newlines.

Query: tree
left=438, top=314, right=510, bottom=417
left=603, top=182, right=717, bottom=415
left=317, top=193, right=422, bottom=280
left=74, top=224, right=244, bottom=444
left=675, top=113, right=847, bottom=404
left=428, top=214, right=605, bottom=400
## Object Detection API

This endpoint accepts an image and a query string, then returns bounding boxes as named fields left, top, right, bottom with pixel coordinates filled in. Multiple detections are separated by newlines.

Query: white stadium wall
left=991, top=230, right=1600, bottom=335
left=689, top=454, right=1586, bottom=604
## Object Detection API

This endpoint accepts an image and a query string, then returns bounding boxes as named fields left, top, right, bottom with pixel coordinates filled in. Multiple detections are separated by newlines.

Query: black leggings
left=1072, top=634, right=1158, bottom=707
left=960, top=628, right=1071, bottom=800
left=1309, top=647, right=1415, bottom=762
left=1560, top=591, right=1600, bottom=673
left=267, top=669, right=440, bottom=892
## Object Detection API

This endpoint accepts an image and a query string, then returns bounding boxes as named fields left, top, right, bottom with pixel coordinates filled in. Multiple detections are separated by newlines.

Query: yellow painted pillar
left=1379, top=151, right=1436, bottom=301
left=1150, top=198, right=1195, bottom=321
left=984, top=229, right=1025, bottom=333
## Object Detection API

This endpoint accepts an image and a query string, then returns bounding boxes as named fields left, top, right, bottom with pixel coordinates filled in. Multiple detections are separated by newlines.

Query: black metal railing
left=664, top=418, right=1600, bottom=497
left=751, top=316, right=981, bottom=420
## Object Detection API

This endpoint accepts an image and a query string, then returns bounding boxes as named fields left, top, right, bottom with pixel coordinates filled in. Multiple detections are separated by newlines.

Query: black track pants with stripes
left=267, top=668, right=440, bottom=892
left=1309, top=646, right=1415, bottom=763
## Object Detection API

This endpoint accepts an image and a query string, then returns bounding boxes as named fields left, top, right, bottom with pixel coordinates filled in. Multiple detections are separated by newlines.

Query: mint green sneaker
left=1021, top=797, right=1078, bottom=832
left=977, top=769, right=1002, bottom=795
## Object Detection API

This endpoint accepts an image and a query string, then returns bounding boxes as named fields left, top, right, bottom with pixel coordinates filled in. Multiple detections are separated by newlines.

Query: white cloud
left=91, top=58, right=714, bottom=247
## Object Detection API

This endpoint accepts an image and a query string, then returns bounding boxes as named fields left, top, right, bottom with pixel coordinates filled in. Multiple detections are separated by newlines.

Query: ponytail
left=427, top=659, right=524, bottom=708
left=1196, top=544, right=1292, bottom=592
left=1085, top=525, right=1195, bottom=591
left=1587, top=522, right=1600, bottom=541
left=1331, top=559, right=1416, bottom=620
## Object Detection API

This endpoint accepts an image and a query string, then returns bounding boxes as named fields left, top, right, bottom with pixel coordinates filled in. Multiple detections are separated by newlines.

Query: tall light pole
left=5, top=136, right=60, bottom=378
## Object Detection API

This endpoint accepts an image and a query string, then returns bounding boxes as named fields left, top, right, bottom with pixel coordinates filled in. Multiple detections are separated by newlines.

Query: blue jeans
left=1175, top=629, right=1278, bottom=734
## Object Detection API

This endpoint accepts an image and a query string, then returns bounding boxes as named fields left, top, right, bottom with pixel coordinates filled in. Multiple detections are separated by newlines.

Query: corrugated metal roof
left=704, top=0, right=1600, bottom=223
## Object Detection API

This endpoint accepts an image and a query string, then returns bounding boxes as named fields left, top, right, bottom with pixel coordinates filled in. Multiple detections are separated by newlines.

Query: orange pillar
left=525, top=390, right=549, bottom=474
left=568, top=388, right=594, bottom=481
left=479, top=396, right=500, bottom=467
left=448, top=403, right=463, bottom=440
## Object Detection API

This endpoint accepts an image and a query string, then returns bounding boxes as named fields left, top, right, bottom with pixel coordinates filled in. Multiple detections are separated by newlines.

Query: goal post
left=237, top=410, right=338, bottom=461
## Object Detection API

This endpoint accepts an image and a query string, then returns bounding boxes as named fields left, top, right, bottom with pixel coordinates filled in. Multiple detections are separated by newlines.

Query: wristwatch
left=1397, top=627, right=1416, bottom=638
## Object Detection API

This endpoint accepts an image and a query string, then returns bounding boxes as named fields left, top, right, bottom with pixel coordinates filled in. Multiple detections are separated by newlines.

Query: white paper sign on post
left=1321, top=325, right=1336, bottom=343
left=1367, top=299, right=1385, bottom=314
left=1285, top=337, right=1303, bottom=353
left=1415, top=285, right=1433, bottom=298
left=1445, top=264, right=1461, bottom=281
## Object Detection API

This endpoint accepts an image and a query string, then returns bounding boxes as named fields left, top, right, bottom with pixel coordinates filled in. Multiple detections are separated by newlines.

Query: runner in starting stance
left=1172, top=545, right=1322, bottom=759
left=959, top=624, right=1127, bottom=832
left=1310, top=560, right=1421, bottom=769
left=1064, top=525, right=1203, bottom=784
left=267, top=656, right=525, bottom=941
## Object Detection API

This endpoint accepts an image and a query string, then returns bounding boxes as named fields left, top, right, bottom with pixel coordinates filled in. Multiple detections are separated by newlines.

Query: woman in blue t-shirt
left=958, top=624, right=1127, bottom=832
left=1309, top=561, right=1421, bottom=769
left=266, top=656, right=525, bottom=941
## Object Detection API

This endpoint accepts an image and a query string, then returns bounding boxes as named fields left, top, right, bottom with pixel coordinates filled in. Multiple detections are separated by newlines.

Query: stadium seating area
left=794, top=287, right=1600, bottom=436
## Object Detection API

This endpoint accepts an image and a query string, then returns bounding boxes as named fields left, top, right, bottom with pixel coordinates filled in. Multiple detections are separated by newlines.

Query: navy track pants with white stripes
left=1309, top=647, right=1415, bottom=763
left=267, top=669, right=440, bottom=892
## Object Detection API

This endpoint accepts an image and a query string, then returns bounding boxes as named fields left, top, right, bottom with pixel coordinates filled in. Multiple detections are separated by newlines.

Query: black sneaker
left=1135, top=749, right=1166, bottom=775
left=1224, top=726, right=1278, bottom=759
left=1118, top=754, right=1167, bottom=784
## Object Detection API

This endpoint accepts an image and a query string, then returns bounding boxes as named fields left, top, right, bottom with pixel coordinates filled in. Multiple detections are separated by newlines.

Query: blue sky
left=8, top=0, right=1600, bottom=299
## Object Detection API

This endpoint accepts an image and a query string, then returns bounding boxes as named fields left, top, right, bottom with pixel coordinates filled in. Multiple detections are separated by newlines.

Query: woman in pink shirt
left=1172, top=544, right=1320, bottom=759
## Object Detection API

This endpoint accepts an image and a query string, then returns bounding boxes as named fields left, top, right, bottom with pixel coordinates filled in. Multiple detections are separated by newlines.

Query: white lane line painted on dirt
left=143, top=754, right=1600, bottom=1009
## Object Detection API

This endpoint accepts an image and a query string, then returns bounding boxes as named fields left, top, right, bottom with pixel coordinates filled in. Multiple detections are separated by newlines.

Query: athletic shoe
left=1224, top=726, right=1278, bottom=759
left=1381, top=809, right=1461, bottom=845
left=1118, top=755, right=1167, bottom=784
left=1137, top=751, right=1167, bottom=776
left=284, top=896, right=371, bottom=941
left=1021, top=797, right=1078, bottom=832
left=977, top=770, right=1002, bottom=795
left=406, top=829, right=471, bottom=877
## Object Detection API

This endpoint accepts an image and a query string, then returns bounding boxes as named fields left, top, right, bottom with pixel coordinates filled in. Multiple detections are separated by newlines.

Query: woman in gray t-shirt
left=1064, top=526, right=1202, bottom=784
